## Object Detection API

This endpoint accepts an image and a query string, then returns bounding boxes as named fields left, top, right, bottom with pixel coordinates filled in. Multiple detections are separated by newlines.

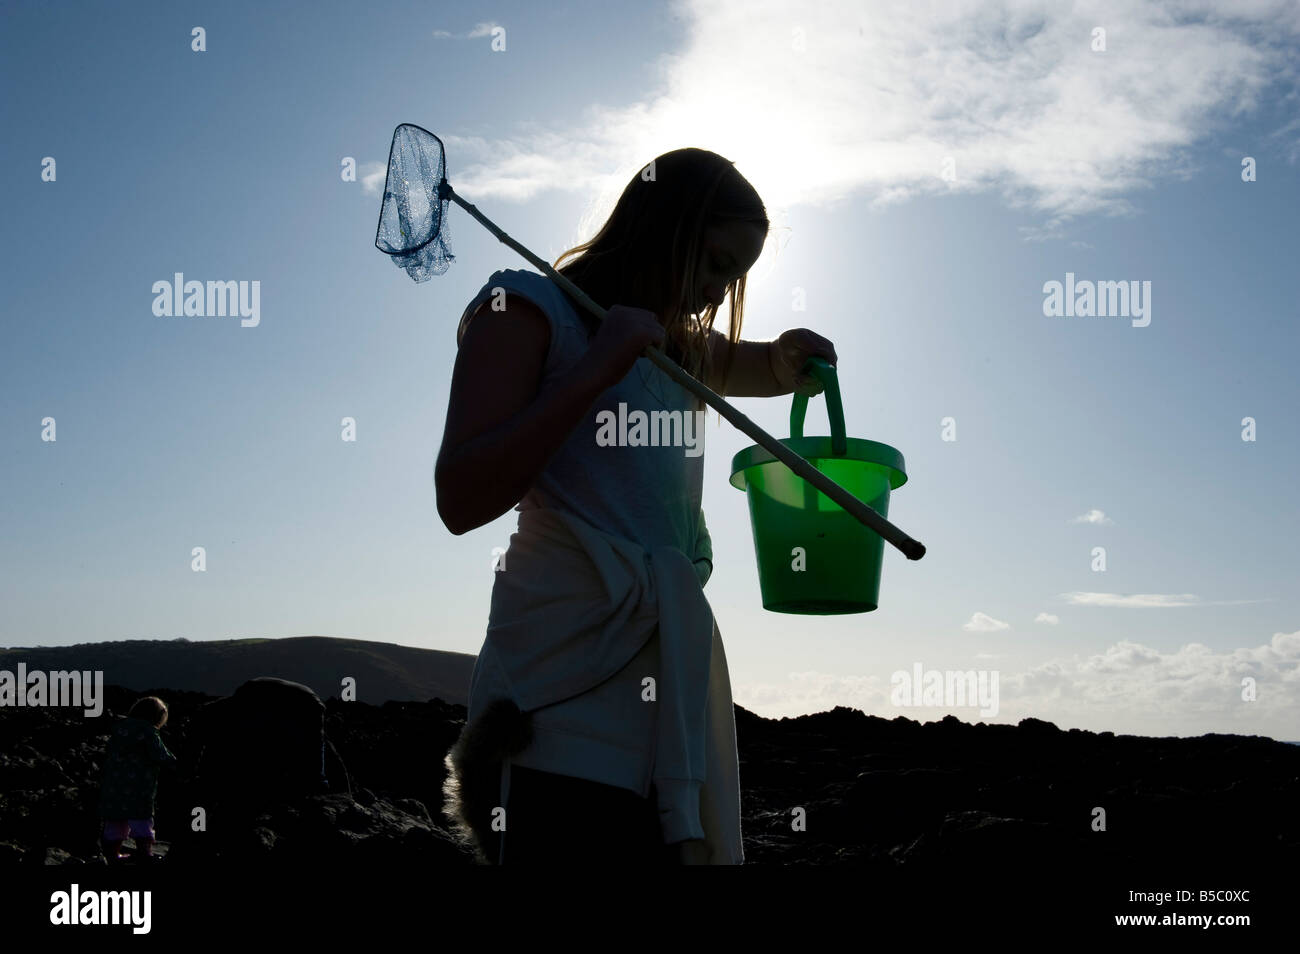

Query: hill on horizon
left=2, top=637, right=1294, bottom=743
left=0, top=636, right=476, bottom=706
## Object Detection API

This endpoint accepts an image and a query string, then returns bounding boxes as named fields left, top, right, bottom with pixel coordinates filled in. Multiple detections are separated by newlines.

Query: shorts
left=491, top=765, right=678, bottom=865
left=103, top=818, right=155, bottom=841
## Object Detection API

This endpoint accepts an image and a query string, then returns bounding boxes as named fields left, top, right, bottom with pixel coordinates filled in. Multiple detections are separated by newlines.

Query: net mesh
left=375, top=124, right=454, bottom=282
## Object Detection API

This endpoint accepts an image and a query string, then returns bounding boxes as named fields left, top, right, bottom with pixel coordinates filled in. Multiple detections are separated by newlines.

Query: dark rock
left=1, top=675, right=1297, bottom=867
left=1017, top=717, right=1062, bottom=734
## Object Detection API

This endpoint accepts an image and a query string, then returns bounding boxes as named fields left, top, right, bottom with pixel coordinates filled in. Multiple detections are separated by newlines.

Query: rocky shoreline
left=1, top=683, right=1295, bottom=867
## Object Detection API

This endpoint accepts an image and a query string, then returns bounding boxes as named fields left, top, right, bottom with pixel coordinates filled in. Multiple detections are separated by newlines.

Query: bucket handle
left=789, top=356, right=847, bottom=456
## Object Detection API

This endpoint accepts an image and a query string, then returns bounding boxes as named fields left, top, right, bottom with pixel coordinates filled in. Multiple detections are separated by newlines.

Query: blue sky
left=2, top=0, right=1297, bottom=738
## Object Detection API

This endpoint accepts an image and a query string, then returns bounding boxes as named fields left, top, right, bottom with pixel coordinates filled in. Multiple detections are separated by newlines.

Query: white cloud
left=1003, top=631, right=1300, bottom=735
left=404, top=0, right=1300, bottom=242
left=359, top=161, right=388, bottom=197
left=963, top=611, right=1010, bottom=632
left=1060, top=592, right=1268, bottom=608
left=1065, top=592, right=1198, bottom=608
left=732, top=630, right=1300, bottom=738
left=1035, top=612, right=1060, bottom=624
left=1072, top=509, right=1113, bottom=525
left=431, top=22, right=502, bottom=40
left=1267, top=115, right=1300, bottom=164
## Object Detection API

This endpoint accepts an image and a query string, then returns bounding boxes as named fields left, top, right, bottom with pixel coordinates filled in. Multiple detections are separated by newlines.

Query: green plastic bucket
left=729, top=357, right=908, bottom=614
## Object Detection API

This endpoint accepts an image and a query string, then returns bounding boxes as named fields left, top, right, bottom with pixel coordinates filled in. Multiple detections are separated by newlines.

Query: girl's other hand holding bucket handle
left=770, top=329, right=838, bottom=396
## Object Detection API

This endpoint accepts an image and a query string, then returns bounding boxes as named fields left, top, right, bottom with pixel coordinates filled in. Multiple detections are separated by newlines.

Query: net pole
left=442, top=186, right=926, bottom=561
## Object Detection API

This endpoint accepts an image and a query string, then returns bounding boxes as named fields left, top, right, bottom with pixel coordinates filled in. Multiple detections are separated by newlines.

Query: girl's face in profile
left=691, top=220, right=765, bottom=316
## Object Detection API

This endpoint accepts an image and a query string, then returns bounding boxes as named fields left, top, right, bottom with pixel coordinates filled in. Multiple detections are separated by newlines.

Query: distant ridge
left=0, top=636, right=475, bottom=706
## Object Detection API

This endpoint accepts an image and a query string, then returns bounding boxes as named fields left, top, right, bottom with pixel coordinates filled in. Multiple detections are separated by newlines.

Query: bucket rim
left=728, top=436, right=908, bottom=492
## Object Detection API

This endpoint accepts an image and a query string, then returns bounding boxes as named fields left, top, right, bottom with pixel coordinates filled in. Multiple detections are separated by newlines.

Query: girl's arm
left=705, top=330, right=795, bottom=397
left=436, top=298, right=621, bottom=536
left=707, top=328, right=838, bottom=397
left=152, top=733, right=178, bottom=765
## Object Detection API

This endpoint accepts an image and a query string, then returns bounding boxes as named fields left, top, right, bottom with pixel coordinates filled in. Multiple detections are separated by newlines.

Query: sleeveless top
left=455, top=268, right=710, bottom=565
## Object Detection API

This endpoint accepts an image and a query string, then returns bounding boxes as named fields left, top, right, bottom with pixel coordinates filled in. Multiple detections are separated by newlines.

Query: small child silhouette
left=98, top=696, right=177, bottom=863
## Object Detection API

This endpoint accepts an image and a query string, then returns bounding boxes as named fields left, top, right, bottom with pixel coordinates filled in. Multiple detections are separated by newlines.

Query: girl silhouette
left=438, top=147, right=836, bottom=865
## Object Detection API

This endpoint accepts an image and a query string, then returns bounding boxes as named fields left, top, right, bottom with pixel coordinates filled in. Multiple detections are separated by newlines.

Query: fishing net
left=375, top=124, right=454, bottom=282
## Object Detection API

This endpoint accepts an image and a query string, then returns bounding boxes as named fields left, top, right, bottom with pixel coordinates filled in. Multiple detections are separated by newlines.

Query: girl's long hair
left=552, top=148, right=769, bottom=401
